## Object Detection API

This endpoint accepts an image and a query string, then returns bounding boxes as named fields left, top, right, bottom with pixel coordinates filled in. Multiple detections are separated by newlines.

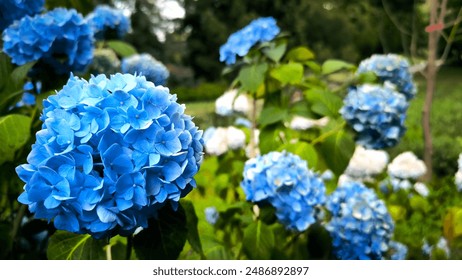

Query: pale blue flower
left=121, top=53, right=169, bottom=86
left=340, top=84, right=408, bottom=149
left=16, top=73, right=204, bottom=239
left=357, top=54, right=417, bottom=100
left=326, top=181, right=395, bottom=260
left=241, top=151, right=326, bottom=231
left=220, top=17, right=280, bottom=65
left=205, top=206, right=219, bottom=225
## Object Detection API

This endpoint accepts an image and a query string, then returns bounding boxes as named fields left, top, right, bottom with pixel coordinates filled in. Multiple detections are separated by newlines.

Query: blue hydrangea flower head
left=241, top=151, right=326, bottom=231
left=85, top=5, right=131, bottom=40
left=340, top=84, right=409, bottom=149
left=16, top=73, right=204, bottom=239
left=357, top=54, right=417, bottom=100
left=2, top=8, right=94, bottom=75
left=220, top=17, right=280, bottom=65
left=0, top=0, right=45, bottom=31
left=326, top=181, right=395, bottom=260
left=122, top=53, right=170, bottom=86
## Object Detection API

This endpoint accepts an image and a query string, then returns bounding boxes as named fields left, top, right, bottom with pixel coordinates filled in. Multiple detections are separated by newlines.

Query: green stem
left=310, top=121, right=346, bottom=145
left=106, top=243, right=112, bottom=260
left=10, top=204, right=27, bottom=241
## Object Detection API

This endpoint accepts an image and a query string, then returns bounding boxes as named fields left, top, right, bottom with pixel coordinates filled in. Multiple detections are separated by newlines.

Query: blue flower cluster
left=16, top=81, right=41, bottom=107
left=326, top=181, right=395, bottom=260
left=357, top=54, right=416, bottom=100
left=16, top=73, right=204, bottom=239
left=219, top=17, right=280, bottom=65
left=85, top=5, right=131, bottom=40
left=122, top=53, right=170, bottom=86
left=389, top=241, right=408, bottom=260
left=2, top=8, right=94, bottom=74
left=0, top=0, right=44, bottom=31
left=340, top=84, right=408, bottom=149
left=241, top=151, right=326, bottom=232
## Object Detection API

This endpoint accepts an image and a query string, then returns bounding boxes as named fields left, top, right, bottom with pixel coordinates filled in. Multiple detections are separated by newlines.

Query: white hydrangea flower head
left=289, top=116, right=329, bottom=130
left=215, top=89, right=252, bottom=116
left=203, top=127, right=228, bottom=156
left=345, top=146, right=389, bottom=179
left=227, top=126, right=246, bottom=150
left=387, top=151, right=427, bottom=179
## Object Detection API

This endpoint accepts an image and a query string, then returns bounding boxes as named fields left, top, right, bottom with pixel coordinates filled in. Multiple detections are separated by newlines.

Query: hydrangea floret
left=16, top=73, right=204, bottom=239
left=122, top=53, right=169, bottom=86
left=85, top=5, right=131, bottom=40
left=387, top=151, right=427, bottom=180
left=215, top=89, right=252, bottom=117
left=2, top=8, right=94, bottom=75
left=340, top=84, right=408, bottom=149
left=0, top=0, right=44, bottom=31
left=326, top=181, right=395, bottom=260
left=203, top=126, right=246, bottom=156
left=241, top=151, right=326, bottom=232
left=219, top=17, right=280, bottom=65
left=357, top=54, right=417, bottom=100
left=344, top=145, right=389, bottom=180
left=204, top=206, right=219, bottom=225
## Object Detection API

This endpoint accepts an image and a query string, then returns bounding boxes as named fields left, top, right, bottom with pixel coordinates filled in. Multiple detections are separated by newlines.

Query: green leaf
left=318, top=129, right=355, bottom=176
left=258, top=106, right=286, bottom=126
left=106, top=40, right=137, bottom=57
left=11, top=61, right=36, bottom=88
left=279, top=141, right=318, bottom=169
left=286, top=46, right=315, bottom=62
left=270, top=62, right=304, bottom=85
left=180, top=200, right=205, bottom=258
left=237, top=63, right=268, bottom=92
left=0, top=114, right=31, bottom=165
left=243, top=220, right=275, bottom=259
left=133, top=204, right=187, bottom=260
left=410, top=196, right=430, bottom=213
left=262, top=43, right=287, bottom=62
left=0, top=53, right=13, bottom=92
left=321, top=59, right=355, bottom=75
left=305, top=89, right=343, bottom=118
left=47, top=231, right=107, bottom=260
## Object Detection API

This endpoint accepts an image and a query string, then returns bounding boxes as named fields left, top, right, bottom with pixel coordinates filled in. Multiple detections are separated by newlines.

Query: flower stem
left=126, top=235, right=133, bottom=260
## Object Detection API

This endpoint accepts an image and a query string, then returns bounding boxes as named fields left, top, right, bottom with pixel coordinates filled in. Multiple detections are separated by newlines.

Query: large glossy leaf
left=106, top=40, right=137, bottom=58
left=318, top=129, right=355, bottom=176
left=0, top=114, right=31, bottom=165
left=286, top=46, right=315, bottom=62
left=133, top=204, right=187, bottom=259
left=270, top=62, right=304, bottom=85
left=262, top=43, right=287, bottom=63
left=181, top=200, right=205, bottom=258
left=47, top=231, right=107, bottom=260
left=243, top=220, right=275, bottom=259
left=237, top=63, right=268, bottom=92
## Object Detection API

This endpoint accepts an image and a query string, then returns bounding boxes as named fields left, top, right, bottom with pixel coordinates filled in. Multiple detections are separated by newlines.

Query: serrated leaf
left=286, top=46, right=315, bottom=62
left=180, top=200, right=205, bottom=258
left=47, top=231, right=107, bottom=260
left=106, top=40, right=137, bottom=57
left=270, top=62, right=304, bottom=85
left=133, top=204, right=187, bottom=260
left=238, top=63, right=268, bottom=92
left=0, top=114, right=31, bottom=165
left=321, top=59, right=355, bottom=75
left=243, top=220, right=275, bottom=259
left=258, top=106, right=286, bottom=126
left=318, top=129, right=355, bottom=176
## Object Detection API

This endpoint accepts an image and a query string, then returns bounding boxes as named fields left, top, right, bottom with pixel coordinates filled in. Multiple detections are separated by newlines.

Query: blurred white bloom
left=321, top=169, right=334, bottom=181
left=338, top=174, right=354, bottom=185
left=203, top=126, right=247, bottom=156
left=436, top=237, right=451, bottom=258
left=215, top=89, right=252, bottom=116
left=203, top=127, right=228, bottom=156
left=345, top=146, right=389, bottom=179
left=226, top=126, right=246, bottom=149
left=204, top=206, right=219, bottom=225
left=413, top=182, right=429, bottom=197
left=388, top=151, right=427, bottom=179
left=289, top=116, right=329, bottom=130
left=456, top=154, right=462, bottom=191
